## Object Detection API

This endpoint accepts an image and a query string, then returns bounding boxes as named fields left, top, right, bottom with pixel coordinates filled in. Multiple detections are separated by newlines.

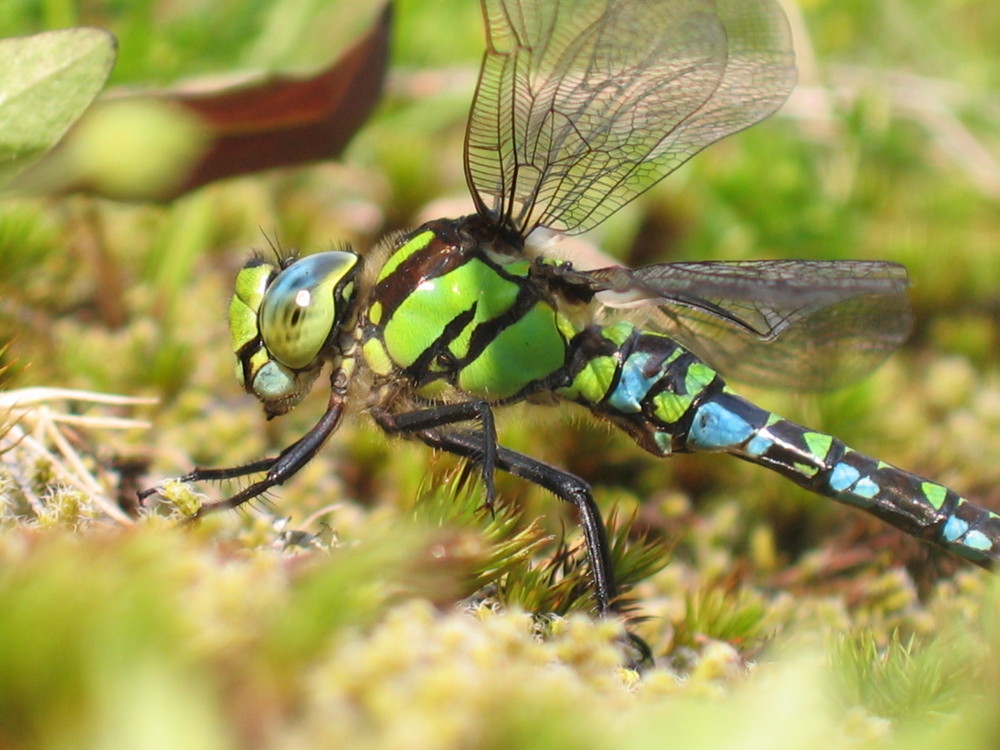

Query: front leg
left=140, top=371, right=350, bottom=519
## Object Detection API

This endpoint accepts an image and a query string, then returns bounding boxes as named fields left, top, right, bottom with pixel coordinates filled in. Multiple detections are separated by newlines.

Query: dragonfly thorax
left=361, top=217, right=579, bottom=403
left=229, top=250, right=362, bottom=417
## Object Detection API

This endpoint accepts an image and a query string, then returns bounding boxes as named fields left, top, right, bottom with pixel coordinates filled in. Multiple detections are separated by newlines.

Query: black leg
left=373, top=404, right=619, bottom=617
left=423, top=429, right=619, bottom=617
left=372, top=400, right=499, bottom=509
left=139, top=372, right=349, bottom=518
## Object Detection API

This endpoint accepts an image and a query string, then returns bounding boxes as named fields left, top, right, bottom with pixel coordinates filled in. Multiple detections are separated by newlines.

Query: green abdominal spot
left=922, top=481, right=948, bottom=511
left=558, top=355, right=617, bottom=404
left=803, top=431, right=834, bottom=460
left=652, top=390, right=695, bottom=425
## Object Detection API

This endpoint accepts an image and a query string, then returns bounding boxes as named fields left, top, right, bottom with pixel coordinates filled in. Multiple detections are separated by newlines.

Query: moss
left=4, top=0, right=1000, bottom=747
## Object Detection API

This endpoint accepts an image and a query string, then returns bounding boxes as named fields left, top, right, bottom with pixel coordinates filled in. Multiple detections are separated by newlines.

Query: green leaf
left=0, top=27, right=117, bottom=189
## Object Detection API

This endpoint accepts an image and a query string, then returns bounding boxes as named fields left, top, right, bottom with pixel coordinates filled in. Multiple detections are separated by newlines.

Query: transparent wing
left=465, top=0, right=797, bottom=236
left=578, top=260, right=913, bottom=390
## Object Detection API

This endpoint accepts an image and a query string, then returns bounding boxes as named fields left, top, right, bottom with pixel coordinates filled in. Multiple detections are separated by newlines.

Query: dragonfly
left=143, top=0, right=1000, bottom=619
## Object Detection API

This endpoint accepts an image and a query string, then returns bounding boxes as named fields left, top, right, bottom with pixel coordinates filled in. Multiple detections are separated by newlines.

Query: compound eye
left=258, top=251, right=358, bottom=369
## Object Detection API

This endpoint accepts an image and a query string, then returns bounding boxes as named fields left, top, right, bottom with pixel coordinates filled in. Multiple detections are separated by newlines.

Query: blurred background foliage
left=2, top=0, right=1000, bottom=748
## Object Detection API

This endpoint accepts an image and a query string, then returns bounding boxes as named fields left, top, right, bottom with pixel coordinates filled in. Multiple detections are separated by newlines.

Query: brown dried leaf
left=12, top=3, right=392, bottom=201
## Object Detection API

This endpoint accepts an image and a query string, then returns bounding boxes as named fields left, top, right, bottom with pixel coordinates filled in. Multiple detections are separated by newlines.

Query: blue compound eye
left=258, top=251, right=359, bottom=369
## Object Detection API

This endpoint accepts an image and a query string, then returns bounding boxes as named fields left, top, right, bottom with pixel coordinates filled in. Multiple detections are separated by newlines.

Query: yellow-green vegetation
left=3, top=0, right=1000, bottom=748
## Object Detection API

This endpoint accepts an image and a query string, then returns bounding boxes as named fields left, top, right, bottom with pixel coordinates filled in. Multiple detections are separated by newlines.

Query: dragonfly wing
left=464, top=0, right=797, bottom=237
left=586, top=260, right=914, bottom=390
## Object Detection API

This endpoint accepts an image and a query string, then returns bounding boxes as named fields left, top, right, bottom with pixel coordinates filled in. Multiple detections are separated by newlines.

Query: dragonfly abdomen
left=557, top=321, right=721, bottom=455
left=560, top=321, right=1000, bottom=566
left=707, top=395, right=1000, bottom=564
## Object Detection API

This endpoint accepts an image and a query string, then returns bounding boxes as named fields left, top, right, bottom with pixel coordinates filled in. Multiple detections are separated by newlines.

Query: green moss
left=4, top=0, right=1000, bottom=747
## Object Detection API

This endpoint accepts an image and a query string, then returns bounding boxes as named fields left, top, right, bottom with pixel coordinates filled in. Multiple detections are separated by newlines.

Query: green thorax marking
left=362, top=218, right=577, bottom=401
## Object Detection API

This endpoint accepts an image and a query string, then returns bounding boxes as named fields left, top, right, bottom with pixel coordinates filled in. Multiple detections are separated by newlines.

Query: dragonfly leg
left=383, top=421, right=653, bottom=667
left=139, top=372, right=349, bottom=519
left=371, top=400, right=499, bottom=510
left=377, top=406, right=654, bottom=664
left=389, top=423, right=619, bottom=617
left=137, top=456, right=277, bottom=498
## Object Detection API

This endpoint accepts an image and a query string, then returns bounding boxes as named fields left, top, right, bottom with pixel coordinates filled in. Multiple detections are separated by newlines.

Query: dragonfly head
left=229, top=250, right=361, bottom=418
